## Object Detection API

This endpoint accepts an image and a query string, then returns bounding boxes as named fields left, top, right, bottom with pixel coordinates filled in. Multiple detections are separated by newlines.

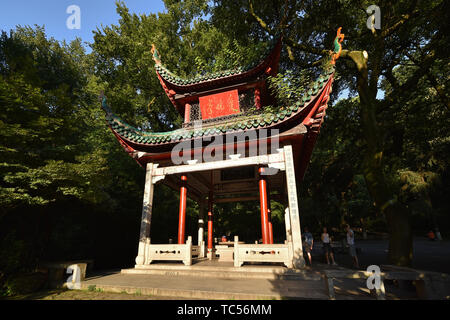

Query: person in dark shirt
left=321, top=227, right=337, bottom=266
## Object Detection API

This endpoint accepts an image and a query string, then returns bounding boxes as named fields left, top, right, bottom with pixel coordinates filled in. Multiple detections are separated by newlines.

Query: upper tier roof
left=101, top=65, right=335, bottom=149
left=152, top=37, right=282, bottom=93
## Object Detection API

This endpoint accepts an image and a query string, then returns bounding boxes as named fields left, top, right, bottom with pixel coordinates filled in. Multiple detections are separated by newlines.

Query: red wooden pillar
left=254, top=88, right=261, bottom=110
left=259, top=167, right=270, bottom=244
left=184, top=103, right=191, bottom=123
left=207, top=192, right=214, bottom=250
left=267, top=182, right=274, bottom=244
left=177, top=175, right=188, bottom=244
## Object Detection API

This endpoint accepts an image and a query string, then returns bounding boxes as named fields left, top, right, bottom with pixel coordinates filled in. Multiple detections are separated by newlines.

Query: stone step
left=121, top=265, right=322, bottom=281
left=80, top=272, right=328, bottom=300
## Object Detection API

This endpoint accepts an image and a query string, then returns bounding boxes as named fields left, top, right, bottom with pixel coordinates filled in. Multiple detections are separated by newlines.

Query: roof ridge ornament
left=99, top=92, right=112, bottom=114
left=330, top=27, right=345, bottom=65
left=151, top=44, right=161, bottom=65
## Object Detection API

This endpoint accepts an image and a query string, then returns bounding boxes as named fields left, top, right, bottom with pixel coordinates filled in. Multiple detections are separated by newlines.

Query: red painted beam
left=177, top=175, right=188, bottom=244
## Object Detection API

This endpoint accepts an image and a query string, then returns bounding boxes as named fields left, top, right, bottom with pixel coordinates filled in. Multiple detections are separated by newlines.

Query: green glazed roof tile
left=155, top=38, right=280, bottom=86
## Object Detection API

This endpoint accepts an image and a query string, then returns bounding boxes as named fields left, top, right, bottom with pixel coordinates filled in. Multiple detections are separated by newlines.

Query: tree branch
left=406, top=51, right=450, bottom=110
left=380, top=0, right=419, bottom=38
left=248, top=0, right=369, bottom=76
left=248, top=1, right=274, bottom=36
left=249, top=0, right=329, bottom=57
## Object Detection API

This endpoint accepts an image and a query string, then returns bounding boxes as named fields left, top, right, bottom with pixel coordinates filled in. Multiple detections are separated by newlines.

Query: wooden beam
left=153, top=152, right=284, bottom=177
left=163, top=175, right=203, bottom=203
left=187, top=172, right=212, bottom=193
left=214, top=196, right=259, bottom=203
left=174, top=79, right=264, bottom=101
left=214, top=189, right=259, bottom=196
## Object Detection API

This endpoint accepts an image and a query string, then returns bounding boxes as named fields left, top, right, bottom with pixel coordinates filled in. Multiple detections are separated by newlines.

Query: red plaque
left=199, top=90, right=240, bottom=120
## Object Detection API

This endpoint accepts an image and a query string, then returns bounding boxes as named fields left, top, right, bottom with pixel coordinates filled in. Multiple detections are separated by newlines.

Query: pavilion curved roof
left=100, top=27, right=344, bottom=184
left=101, top=65, right=335, bottom=149
left=152, top=37, right=282, bottom=92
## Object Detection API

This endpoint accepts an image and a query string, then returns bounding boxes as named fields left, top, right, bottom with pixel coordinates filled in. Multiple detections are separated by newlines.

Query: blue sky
left=0, top=0, right=383, bottom=101
left=0, top=0, right=166, bottom=46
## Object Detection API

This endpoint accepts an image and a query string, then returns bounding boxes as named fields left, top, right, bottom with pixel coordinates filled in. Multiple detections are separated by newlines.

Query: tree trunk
left=385, top=203, right=413, bottom=266
left=350, top=50, right=413, bottom=266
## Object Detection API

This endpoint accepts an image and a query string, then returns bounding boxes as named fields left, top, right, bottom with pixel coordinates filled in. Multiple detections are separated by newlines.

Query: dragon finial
left=151, top=44, right=161, bottom=65
left=98, top=91, right=112, bottom=114
left=330, top=27, right=345, bottom=65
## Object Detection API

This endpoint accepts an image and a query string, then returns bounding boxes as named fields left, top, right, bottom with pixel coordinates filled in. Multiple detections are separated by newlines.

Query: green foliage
left=0, top=25, right=141, bottom=283
left=267, top=69, right=313, bottom=107
left=0, top=27, right=111, bottom=211
left=195, top=38, right=267, bottom=74
left=2, top=272, right=47, bottom=297
left=0, top=231, right=35, bottom=276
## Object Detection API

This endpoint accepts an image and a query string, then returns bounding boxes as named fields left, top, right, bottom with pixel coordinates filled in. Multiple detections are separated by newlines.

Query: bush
left=2, top=272, right=47, bottom=296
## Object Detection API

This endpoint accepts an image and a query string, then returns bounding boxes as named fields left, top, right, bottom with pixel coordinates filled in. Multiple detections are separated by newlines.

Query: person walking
left=321, top=227, right=337, bottom=265
left=427, top=230, right=436, bottom=241
left=346, top=224, right=359, bottom=268
left=302, top=227, right=314, bottom=266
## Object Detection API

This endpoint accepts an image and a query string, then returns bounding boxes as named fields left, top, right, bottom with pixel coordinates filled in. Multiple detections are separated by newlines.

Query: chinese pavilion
left=101, top=29, right=344, bottom=269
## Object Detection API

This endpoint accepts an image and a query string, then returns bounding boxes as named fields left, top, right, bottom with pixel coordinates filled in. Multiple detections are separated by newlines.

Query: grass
left=3, top=288, right=190, bottom=300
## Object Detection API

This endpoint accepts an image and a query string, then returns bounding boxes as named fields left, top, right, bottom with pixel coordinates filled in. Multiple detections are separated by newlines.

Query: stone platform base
left=80, top=270, right=327, bottom=300
left=126, top=259, right=321, bottom=281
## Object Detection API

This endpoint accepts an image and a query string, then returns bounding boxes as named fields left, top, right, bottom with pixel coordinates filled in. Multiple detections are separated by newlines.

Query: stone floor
left=78, top=259, right=425, bottom=300
left=81, top=272, right=328, bottom=300
left=78, top=259, right=328, bottom=300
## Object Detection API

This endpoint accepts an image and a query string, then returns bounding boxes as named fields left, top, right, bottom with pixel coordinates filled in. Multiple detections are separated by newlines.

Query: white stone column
left=198, top=199, right=206, bottom=258
left=283, top=145, right=306, bottom=269
left=198, top=200, right=205, bottom=246
left=135, top=163, right=155, bottom=266
left=285, top=207, right=292, bottom=244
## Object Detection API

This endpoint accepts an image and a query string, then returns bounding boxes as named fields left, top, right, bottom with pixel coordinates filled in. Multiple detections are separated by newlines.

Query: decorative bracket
left=152, top=175, right=165, bottom=184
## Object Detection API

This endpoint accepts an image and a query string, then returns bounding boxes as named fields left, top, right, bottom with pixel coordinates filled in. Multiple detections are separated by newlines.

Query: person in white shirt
left=346, top=224, right=359, bottom=268
left=321, top=227, right=337, bottom=265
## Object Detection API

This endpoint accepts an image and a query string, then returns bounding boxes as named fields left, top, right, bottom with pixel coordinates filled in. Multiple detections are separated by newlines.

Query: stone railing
left=233, top=236, right=293, bottom=268
left=216, top=245, right=234, bottom=262
left=144, top=236, right=193, bottom=266
left=192, top=240, right=206, bottom=258
left=192, top=245, right=200, bottom=257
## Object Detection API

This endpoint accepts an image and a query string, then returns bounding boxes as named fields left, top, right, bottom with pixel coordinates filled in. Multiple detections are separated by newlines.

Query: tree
left=209, top=0, right=448, bottom=265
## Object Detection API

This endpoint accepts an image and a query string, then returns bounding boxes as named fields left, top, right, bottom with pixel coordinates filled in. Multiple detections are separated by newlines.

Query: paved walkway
left=81, top=271, right=328, bottom=300
left=78, top=259, right=386, bottom=300
left=79, top=255, right=450, bottom=300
